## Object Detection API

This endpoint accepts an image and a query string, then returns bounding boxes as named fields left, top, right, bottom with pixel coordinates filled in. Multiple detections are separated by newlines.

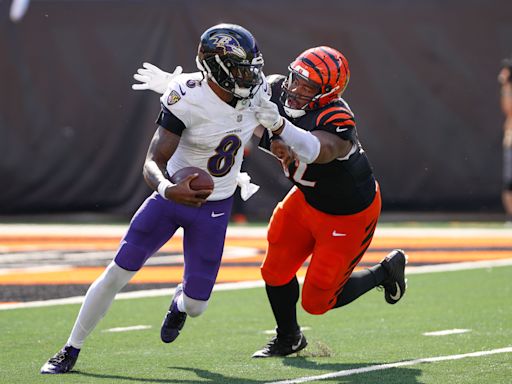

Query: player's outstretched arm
left=132, top=63, right=183, bottom=94
left=256, top=99, right=352, bottom=164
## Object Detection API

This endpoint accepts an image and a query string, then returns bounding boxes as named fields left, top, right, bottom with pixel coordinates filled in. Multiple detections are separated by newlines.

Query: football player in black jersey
left=252, top=46, right=408, bottom=357
left=123, top=46, right=409, bottom=359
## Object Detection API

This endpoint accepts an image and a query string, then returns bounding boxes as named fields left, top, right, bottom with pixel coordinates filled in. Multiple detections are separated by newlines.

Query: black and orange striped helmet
left=281, top=46, right=350, bottom=116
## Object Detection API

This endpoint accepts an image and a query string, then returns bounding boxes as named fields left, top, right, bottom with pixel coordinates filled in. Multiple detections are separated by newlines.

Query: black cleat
left=379, top=249, right=408, bottom=304
left=40, top=345, right=80, bottom=374
left=252, top=331, right=307, bottom=358
left=161, top=284, right=187, bottom=343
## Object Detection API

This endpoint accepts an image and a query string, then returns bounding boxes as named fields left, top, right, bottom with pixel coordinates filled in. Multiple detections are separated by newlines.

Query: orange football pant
left=261, top=183, right=381, bottom=315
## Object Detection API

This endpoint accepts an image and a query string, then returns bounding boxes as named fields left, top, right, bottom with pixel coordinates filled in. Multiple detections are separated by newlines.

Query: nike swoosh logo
left=332, top=230, right=346, bottom=237
left=336, top=127, right=348, bottom=132
left=291, top=334, right=303, bottom=351
left=211, top=212, right=225, bottom=218
left=390, top=282, right=401, bottom=301
left=178, top=85, right=186, bottom=96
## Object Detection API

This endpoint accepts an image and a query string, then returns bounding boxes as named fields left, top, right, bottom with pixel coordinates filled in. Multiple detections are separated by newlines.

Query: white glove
left=255, top=98, right=284, bottom=132
left=132, top=63, right=183, bottom=94
left=236, top=172, right=260, bottom=201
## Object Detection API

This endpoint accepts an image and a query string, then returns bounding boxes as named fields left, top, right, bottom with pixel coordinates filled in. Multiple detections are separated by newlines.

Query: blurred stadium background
left=1, top=0, right=512, bottom=223
left=2, top=3, right=512, bottom=382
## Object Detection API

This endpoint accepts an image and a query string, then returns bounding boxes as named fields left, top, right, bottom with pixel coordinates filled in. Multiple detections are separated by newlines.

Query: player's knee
left=114, top=241, right=150, bottom=271
left=261, top=266, right=289, bottom=286
left=182, top=294, right=208, bottom=317
left=301, top=282, right=332, bottom=315
left=301, top=296, right=330, bottom=315
left=99, top=261, right=135, bottom=292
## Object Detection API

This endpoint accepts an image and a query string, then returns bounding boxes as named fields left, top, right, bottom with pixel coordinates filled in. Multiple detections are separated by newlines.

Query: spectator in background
left=498, top=56, right=512, bottom=225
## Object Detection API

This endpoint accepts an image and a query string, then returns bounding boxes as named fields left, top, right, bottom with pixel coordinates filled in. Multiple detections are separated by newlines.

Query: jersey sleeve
left=315, top=105, right=357, bottom=141
left=155, top=106, right=186, bottom=136
left=158, top=77, right=193, bottom=134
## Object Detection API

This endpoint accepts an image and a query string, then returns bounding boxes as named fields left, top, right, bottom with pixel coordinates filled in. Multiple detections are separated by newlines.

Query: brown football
left=170, top=166, right=214, bottom=191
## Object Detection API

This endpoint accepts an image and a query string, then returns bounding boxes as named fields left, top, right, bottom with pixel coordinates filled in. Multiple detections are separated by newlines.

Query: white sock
left=67, top=261, right=136, bottom=349
left=177, top=294, right=186, bottom=312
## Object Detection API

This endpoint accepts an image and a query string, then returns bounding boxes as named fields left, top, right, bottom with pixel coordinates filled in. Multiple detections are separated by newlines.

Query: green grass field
left=1, top=266, right=511, bottom=383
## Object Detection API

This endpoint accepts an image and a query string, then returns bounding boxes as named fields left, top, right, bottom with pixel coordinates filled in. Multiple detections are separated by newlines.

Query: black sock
left=334, top=264, right=387, bottom=308
left=265, top=277, right=300, bottom=336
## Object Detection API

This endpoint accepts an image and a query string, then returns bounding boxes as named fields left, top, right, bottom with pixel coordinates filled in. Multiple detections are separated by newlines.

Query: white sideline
left=265, top=347, right=512, bottom=384
left=1, top=258, right=511, bottom=311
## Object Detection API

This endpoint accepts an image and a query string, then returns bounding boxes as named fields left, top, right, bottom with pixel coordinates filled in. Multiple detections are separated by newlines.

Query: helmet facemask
left=196, top=24, right=265, bottom=100
left=280, top=46, right=350, bottom=118
left=281, top=69, right=323, bottom=118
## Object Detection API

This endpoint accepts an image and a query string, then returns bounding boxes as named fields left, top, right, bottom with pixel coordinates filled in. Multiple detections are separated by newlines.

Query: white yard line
left=265, top=347, right=512, bottom=384
left=102, top=325, right=152, bottom=333
left=423, top=329, right=471, bottom=336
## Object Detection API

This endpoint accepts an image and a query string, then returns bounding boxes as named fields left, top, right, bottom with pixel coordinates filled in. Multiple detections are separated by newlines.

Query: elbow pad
left=280, top=120, right=321, bottom=163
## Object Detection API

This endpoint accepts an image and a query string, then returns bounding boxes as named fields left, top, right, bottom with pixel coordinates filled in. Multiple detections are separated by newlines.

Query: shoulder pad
left=316, top=105, right=355, bottom=128
left=162, top=72, right=203, bottom=108
left=315, top=105, right=356, bottom=140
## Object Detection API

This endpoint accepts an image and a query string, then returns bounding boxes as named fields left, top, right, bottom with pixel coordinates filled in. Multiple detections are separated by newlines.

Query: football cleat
left=160, top=284, right=187, bottom=343
left=379, top=249, right=408, bottom=304
left=40, top=345, right=80, bottom=374
left=252, top=331, right=307, bottom=358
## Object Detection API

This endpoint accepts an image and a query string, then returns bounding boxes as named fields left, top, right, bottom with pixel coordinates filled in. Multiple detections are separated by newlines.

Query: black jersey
left=261, top=75, right=376, bottom=215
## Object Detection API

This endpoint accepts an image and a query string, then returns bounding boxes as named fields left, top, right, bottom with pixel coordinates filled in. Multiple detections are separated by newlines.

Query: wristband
left=157, top=179, right=174, bottom=199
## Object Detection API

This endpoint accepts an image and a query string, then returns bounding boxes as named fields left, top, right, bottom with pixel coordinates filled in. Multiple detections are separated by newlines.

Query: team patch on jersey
left=186, top=79, right=198, bottom=88
left=168, top=90, right=181, bottom=105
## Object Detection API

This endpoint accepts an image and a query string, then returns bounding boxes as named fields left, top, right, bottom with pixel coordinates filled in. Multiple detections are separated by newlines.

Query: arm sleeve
left=155, top=105, right=186, bottom=136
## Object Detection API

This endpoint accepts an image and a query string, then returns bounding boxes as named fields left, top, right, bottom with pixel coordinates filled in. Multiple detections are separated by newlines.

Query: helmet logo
left=293, top=64, right=310, bottom=78
left=210, top=34, right=247, bottom=59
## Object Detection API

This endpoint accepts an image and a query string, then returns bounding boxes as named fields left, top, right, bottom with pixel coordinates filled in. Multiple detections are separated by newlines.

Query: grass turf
left=0, top=266, right=511, bottom=383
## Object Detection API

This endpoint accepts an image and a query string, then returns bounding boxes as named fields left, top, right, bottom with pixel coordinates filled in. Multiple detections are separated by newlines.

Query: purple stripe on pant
left=114, top=192, right=233, bottom=301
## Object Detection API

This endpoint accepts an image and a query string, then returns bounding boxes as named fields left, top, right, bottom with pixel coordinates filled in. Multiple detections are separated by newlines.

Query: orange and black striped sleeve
left=315, top=105, right=356, bottom=141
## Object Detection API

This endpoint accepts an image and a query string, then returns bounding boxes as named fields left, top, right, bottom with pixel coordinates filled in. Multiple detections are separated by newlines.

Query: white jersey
left=160, top=72, right=270, bottom=200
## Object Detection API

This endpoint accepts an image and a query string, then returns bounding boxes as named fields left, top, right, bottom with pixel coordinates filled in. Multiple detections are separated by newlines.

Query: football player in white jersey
left=41, top=23, right=269, bottom=374
left=132, top=46, right=408, bottom=360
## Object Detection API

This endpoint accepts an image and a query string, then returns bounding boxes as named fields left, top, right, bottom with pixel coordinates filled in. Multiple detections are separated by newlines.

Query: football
left=170, top=166, right=214, bottom=191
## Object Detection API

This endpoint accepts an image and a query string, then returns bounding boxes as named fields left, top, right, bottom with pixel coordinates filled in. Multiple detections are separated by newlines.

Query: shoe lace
left=48, top=351, right=67, bottom=364
left=263, top=336, right=280, bottom=351
left=167, top=310, right=187, bottom=328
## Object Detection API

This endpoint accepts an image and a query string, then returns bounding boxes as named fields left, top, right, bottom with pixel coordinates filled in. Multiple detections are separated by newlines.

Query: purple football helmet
left=196, top=23, right=264, bottom=99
